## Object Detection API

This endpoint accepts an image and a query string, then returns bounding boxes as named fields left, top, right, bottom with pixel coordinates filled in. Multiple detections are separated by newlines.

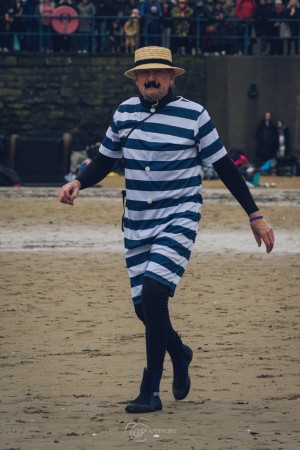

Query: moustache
left=144, top=81, right=160, bottom=89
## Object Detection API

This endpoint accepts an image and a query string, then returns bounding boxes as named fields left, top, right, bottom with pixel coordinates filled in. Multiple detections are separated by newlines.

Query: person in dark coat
left=0, top=135, right=21, bottom=186
left=255, top=111, right=278, bottom=166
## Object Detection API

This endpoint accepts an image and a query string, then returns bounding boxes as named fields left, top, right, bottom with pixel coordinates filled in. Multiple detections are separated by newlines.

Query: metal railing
left=0, top=15, right=299, bottom=55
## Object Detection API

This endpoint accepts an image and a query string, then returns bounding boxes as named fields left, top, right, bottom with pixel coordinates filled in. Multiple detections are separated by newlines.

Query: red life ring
left=51, top=6, right=79, bottom=35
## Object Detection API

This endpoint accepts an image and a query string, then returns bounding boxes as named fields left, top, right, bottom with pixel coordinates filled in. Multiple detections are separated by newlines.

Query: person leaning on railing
left=234, top=0, right=256, bottom=55
left=268, top=0, right=286, bottom=55
left=77, top=0, right=96, bottom=53
left=286, top=0, right=300, bottom=55
left=124, top=9, right=140, bottom=53
left=36, top=0, right=55, bottom=52
left=171, top=0, right=194, bottom=54
left=2, top=0, right=22, bottom=52
left=0, top=5, right=11, bottom=52
left=222, top=0, right=239, bottom=55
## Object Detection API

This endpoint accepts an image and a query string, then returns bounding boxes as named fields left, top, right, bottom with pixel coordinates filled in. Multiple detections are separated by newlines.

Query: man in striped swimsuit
left=59, top=46, right=275, bottom=414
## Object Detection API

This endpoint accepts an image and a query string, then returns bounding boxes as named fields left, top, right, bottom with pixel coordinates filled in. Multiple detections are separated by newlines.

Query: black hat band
left=135, top=58, right=174, bottom=67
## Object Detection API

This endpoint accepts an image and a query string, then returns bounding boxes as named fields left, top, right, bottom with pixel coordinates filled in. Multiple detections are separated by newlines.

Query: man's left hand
left=250, top=217, right=275, bottom=253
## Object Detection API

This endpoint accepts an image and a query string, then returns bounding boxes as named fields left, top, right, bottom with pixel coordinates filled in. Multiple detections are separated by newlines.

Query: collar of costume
left=139, top=88, right=176, bottom=112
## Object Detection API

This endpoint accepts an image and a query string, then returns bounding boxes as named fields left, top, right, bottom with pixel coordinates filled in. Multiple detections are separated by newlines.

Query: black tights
left=135, top=277, right=183, bottom=374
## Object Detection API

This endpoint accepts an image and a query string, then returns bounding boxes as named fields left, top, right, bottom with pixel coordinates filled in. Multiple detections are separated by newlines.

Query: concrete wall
left=0, top=54, right=299, bottom=161
left=0, top=54, right=206, bottom=152
left=206, top=56, right=300, bottom=160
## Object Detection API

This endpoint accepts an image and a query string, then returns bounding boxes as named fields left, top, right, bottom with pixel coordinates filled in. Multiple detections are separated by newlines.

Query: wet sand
left=0, top=182, right=299, bottom=450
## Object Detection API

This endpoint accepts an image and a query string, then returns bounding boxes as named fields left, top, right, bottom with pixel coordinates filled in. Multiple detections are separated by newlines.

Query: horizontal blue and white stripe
left=99, top=96, right=227, bottom=304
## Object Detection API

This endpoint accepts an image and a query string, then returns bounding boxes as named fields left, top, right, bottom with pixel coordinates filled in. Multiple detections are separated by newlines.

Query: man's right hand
left=59, top=180, right=81, bottom=205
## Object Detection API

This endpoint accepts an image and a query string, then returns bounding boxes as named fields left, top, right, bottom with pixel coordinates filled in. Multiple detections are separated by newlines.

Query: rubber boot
left=125, top=368, right=163, bottom=413
left=134, top=304, right=193, bottom=401
left=168, top=331, right=193, bottom=401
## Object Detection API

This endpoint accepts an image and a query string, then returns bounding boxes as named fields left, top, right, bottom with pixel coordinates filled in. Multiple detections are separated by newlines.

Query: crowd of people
left=201, top=111, right=298, bottom=186
left=0, top=0, right=299, bottom=55
left=255, top=111, right=298, bottom=176
left=229, top=111, right=298, bottom=185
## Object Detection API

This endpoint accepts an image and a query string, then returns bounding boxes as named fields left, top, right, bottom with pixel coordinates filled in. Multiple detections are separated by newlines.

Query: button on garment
left=147, top=199, right=153, bottom=204
left=145, top=166, right=150, bottom=172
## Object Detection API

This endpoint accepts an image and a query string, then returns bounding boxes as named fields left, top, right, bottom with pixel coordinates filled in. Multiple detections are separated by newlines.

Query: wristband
left=249, top=215, right=263, bottom=223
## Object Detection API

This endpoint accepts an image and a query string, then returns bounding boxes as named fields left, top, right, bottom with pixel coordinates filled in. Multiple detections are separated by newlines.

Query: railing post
left=244, top=18, right=249, bottom=55
left=91, top=16, right=96, bottom=53
left=144, top=16, right=148, bottom=46
left=38, top=15, right=42, bottom=52
left=298, top=20, right=300, bottom=55
left=196, top=15, right=200, bottom=55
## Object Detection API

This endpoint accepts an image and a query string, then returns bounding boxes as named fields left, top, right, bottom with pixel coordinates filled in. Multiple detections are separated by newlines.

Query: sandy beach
left=0, top=179, right=299, bottom=450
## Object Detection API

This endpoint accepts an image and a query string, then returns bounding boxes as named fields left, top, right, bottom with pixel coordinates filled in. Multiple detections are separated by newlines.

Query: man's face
left=135, top=69, right=175, bottom=102
left=265, top=112, right=271, bottom=122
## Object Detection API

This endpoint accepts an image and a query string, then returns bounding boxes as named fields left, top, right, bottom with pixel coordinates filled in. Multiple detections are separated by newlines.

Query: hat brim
left=124, top=63, right=185, bottom=79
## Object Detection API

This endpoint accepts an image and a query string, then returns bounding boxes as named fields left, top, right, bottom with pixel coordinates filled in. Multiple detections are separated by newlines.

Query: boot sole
left=125, top=402, right=162, bottom=414
left=172, top=345, right=193, bottom=401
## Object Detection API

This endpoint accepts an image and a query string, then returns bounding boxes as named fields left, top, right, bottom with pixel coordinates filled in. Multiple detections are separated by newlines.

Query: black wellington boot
left=125, top=368, right=163, bottom=413
left=168, top=332, right=193, bottom=401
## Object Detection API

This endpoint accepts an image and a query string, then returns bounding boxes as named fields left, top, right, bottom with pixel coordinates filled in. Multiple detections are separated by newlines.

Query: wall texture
left=206, top=56, right=300, bottom=160
left=0, top=54, right=206, bottom=152
left=0, top=54, right=299, bottom=161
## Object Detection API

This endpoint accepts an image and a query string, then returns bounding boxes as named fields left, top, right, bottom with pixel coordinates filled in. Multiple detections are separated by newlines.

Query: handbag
left=280, top=22, right=291, bottom=39
left=13, top=35, right=21, bottom=51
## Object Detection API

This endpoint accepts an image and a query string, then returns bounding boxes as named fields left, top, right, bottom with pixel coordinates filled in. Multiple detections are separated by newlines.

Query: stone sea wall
left=0, top=54, right=299, bottom=159
left=0, top=54, right=206, bottom=151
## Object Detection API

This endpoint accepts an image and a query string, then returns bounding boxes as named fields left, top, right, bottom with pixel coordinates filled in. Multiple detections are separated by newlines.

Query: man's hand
left=249, top=214, right=275, bottom=253
left=59, top=180, right=81, bottom=206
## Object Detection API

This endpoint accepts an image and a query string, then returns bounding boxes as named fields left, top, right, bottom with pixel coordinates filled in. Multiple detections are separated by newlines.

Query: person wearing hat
left=59, top=46, right=275, bottom=414
left=123, top=9, right=140, bottom=53
left=171, top=0, right=194, bottom=54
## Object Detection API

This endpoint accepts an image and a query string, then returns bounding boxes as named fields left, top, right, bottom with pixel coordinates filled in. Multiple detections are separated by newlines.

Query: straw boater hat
left=124, top=46, right=185, bottom=79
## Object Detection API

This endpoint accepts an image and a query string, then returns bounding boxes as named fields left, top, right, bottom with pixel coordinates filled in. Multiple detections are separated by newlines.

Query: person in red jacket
left=235, top=0, right=256, bottom=54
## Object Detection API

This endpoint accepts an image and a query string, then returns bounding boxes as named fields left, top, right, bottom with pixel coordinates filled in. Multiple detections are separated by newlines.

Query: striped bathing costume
left=99, top=96, right=227, bottom=304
